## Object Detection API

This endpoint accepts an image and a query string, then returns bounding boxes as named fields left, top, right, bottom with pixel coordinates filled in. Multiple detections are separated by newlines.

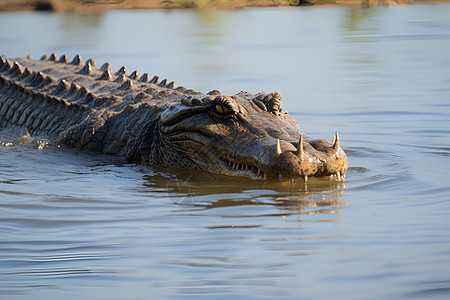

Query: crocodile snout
left=267, top=132, right=348, bottom=182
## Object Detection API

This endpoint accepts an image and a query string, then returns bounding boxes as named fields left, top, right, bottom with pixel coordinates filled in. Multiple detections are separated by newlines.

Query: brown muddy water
left=1, top=4, right=450, bottom=300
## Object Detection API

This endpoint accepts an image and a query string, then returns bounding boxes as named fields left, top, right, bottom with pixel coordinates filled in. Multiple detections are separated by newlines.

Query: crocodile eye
left=215, top=104, right=230, bottom=115
left=210, top=96, right=240, bottom=118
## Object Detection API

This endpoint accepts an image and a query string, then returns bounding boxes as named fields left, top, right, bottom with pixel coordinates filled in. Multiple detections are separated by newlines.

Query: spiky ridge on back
left=0, top=53, right=211, bottom=158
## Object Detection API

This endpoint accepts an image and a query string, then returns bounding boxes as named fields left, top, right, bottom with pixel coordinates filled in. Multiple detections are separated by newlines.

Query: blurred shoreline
left=0, top=0, right=448, bottom=12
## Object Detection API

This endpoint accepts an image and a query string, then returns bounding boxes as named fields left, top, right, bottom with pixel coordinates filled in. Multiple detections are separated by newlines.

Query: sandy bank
left=0, top=0, right=448, bottom=12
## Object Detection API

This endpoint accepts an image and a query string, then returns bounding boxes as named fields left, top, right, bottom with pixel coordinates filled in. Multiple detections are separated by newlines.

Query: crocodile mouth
left=217, top=132, right=347, bottom=182
left=220, top=157, right=267, bottom=180
left=165, top=130, right=347, bottom=182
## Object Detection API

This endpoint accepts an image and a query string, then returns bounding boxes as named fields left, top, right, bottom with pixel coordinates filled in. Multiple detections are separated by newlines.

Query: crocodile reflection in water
left=155, top=170, right=346, bottom=217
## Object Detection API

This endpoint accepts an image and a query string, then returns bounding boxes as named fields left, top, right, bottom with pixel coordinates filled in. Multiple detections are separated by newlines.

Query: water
left=1, top=4, right=450, bottom=299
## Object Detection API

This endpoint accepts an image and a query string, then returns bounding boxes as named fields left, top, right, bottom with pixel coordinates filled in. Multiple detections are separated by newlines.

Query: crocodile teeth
left=296, top=135, right=304, bottom=158
left=304, top=175, right=308, bottom=183
left=276, top=138, right=282, bottom=156
left=332, top=131, right=339, bottom=150
left=289, top=177, right=294, bottom=184
left=337, top=171, right=341, bottom=181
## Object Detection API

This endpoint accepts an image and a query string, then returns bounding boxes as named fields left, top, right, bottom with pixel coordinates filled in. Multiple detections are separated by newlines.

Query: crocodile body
left=0, top=53, right=348, bottom=181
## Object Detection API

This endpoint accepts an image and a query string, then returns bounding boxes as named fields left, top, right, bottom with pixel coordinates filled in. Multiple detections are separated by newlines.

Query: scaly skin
left=0, top=53, right=348, bottom=181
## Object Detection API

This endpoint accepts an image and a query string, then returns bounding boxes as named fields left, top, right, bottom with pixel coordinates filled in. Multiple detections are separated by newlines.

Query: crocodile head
left=156, top=92, right=348, bottom=182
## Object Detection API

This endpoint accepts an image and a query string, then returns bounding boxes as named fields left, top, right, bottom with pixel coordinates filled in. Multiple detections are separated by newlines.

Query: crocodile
left=0, top=53, right=348, bottom=182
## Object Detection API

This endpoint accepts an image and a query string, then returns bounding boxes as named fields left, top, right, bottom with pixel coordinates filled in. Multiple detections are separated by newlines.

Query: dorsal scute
left=98, top=69, right=112, bottom=81
left=79, top=62, right=93, bottom=75
left=29, top=71, right=46, bottom=86
left=37, top=74, right=55, bottom=89
left=16, top=67, right=33, bottom=81
left=70, top=86, right=90, bottom=101
left=49, top=53, right=59, bottom=61
left=6, top=62, right=24, bottom=78
left=114, top=73, right=127, bottom=83
left=207, top=90, right=222, bottom=96
left=139, top=73, right=150, bottom=83
left=158, top=79, right=168, bottom=87
left=118, top=79, right=133, bottom=90
left=80, top=92, right=99, bottom=106
left=129, top=70, right=139, bottom=80
left=0, top=56, right=9, bottom=70
left=71, top=54, right=83, bottom=65
left=23, top=70, right=37, bottom=84
left=0, top=58, right=12, bottom=73
left=66, top=82, right=81, bottom=97
left=100, top=62, right=113, bottom=72
left=52, top=79, right=70, bottom=96
left=166, top=81, right=176, bottom=89
left=86, top=58, right=97, bottom=68
left=58, top=54, right=69, bottom=63
left=116, top=66, right=127, bottom=76
left=184, top=89, right=199, bottom=95
left=150, top=75, right=159, bottom=84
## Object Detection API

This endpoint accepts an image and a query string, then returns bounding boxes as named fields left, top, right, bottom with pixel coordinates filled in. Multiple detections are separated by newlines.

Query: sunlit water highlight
left=1, top=4, right=450, bottom=300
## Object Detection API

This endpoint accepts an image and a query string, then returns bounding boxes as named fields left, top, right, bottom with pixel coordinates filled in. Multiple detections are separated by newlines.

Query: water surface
left=1, top=4, right=450, bottom=299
